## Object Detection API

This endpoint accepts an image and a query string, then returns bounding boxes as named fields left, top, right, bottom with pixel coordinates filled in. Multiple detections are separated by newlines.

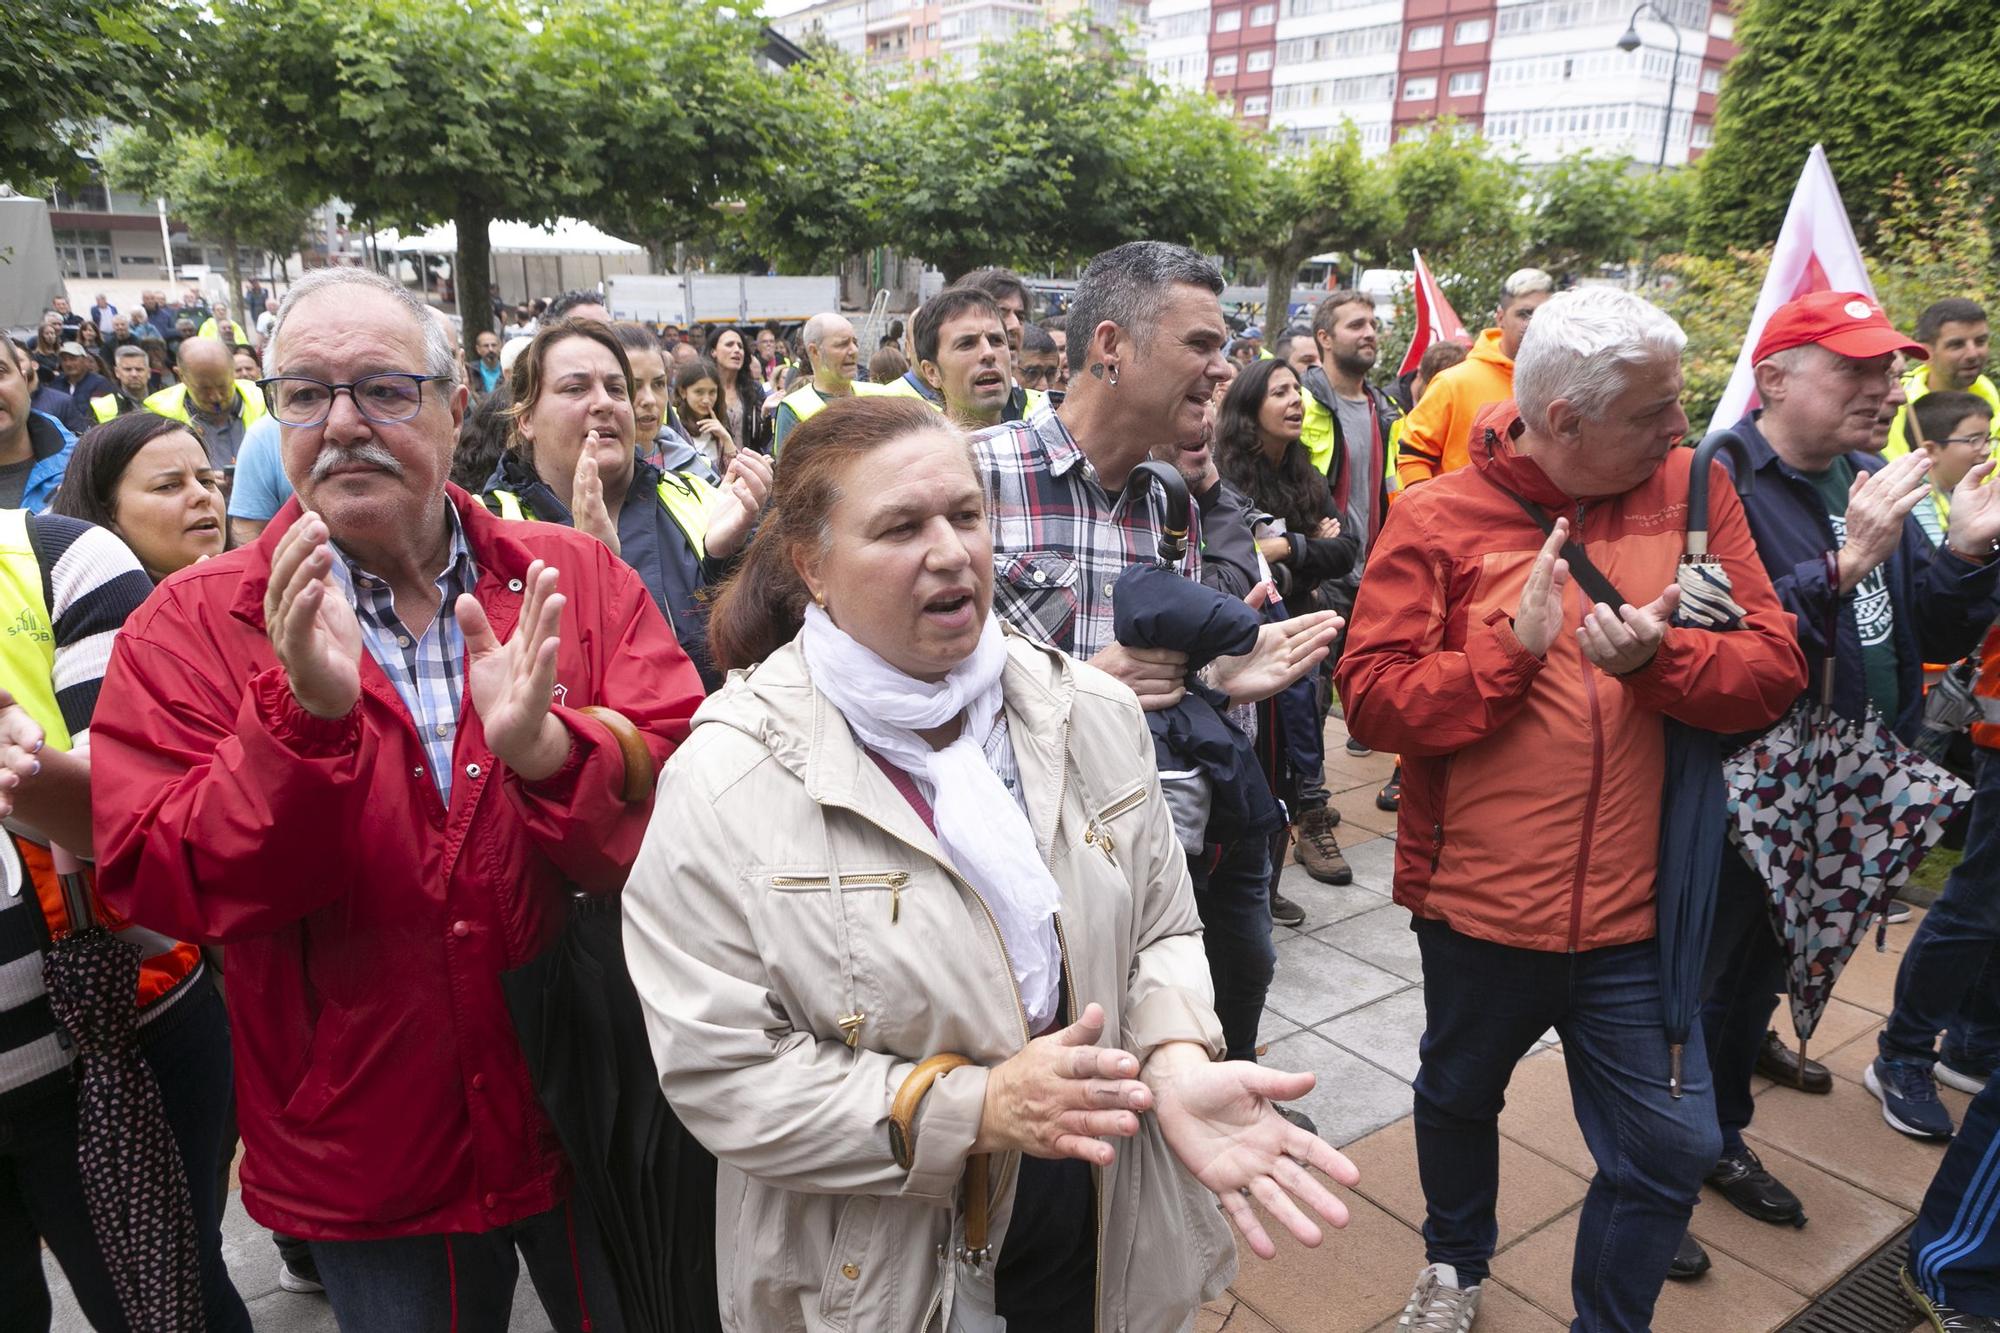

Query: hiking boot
left=1904, top=1264, right=2000, bottom=1331
left=1270, top=891, right=1306, bottom=928
left=1867, top=1057, right=1956, bottom=1141
left=1938, top=1058, right=1993, bottom=1096
left=1667, top=1231, right=1710, bottom=1280
left=1377, top=763, right=1402, bottom=813
left=1274, top=1102, right=1318, bottom=1136
left=1398, top=1263, right=1481, bottom=1331
left=1705, top=1147, right=1806, bottom=1226
left=1755, top=1029, right=1832, bottom=1093
left=1293, top=807, right=1352, bottom=885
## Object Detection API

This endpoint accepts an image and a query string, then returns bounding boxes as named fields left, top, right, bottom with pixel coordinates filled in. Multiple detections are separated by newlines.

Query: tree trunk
left=1263, top=243, right=1302, bottom=338
left=454, top=203, right=496, bottom=338
left=223, top=232, right=247, bottom=347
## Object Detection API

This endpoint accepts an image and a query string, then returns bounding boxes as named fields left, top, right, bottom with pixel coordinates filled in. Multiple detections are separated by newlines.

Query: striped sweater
left=0, top=513, right=154, bottom=1120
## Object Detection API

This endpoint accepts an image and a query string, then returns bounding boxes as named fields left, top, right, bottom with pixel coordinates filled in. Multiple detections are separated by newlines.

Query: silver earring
left=1106, top=364, right=1120, bottom=387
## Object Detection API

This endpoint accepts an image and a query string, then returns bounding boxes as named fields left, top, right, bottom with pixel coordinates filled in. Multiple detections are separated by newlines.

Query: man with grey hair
left=1395, top=266, right=1554, bottom=493
left=89, top=344, right=155, bottom=421
left=770, top=310, right=868, bottom=454
left=1339, top=286, right=1807, bottom=1331
left=92, top=263, right=701, bottom=1330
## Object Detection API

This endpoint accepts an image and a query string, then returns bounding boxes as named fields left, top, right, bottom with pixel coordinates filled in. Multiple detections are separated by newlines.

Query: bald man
left=771, top=311, right=872, bottom=454
left=144, top=335, right=269, bottom=467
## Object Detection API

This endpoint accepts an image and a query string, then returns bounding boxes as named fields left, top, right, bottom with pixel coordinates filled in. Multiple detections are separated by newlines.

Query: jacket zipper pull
left=838, top=1011, right=866, bottom=1047
left=888, top=871, right=909, bottom=923
left=1083, top=823, right=1115, bottom=863
left=1431, top=820, right=1444, bottom=873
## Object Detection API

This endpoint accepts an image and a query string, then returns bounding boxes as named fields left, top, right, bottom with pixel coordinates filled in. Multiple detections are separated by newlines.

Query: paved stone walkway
left=47, top=725, right=1945, bottom=1332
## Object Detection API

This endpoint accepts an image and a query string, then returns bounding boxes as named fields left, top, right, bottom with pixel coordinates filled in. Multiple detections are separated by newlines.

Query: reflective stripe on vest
left=141, top=381, right=269, bottom=429
left=0, top=510, right=70, bottom=752
left=490, top=471, right=719, bottom=560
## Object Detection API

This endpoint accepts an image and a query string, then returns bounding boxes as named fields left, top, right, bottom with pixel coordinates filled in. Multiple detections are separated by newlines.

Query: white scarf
left=801, top=604, right=1063, bottom=1032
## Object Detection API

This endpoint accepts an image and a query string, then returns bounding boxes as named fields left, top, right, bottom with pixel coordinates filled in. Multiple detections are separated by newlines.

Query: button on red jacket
left=1337, top=404, right=1807, bottom=954
left=91, top=489, right=702, bottom=1240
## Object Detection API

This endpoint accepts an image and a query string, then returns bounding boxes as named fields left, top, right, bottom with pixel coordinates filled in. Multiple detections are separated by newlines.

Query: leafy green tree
left=0, top=0, right=190, bottom=191
left=1526, top=153, right=1638, bottom=280
left=1229, top=127, right=1397, bottom=335
left=102, top=128, right=316, bottom=333
left=733, top=59, right=895, bottom=273
left=1383, top=122, right=1523, bottom=318
left=1693, top=0, right=2000, bottom=254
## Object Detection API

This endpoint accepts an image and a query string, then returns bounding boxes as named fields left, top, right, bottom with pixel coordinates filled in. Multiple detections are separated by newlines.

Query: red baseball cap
left=1752, top=290, right=1928, bottom=364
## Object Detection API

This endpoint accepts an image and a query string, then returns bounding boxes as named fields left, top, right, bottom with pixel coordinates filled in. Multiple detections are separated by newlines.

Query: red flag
left=1708, top=145, right=1875, bottom=431
left=1397, top=249, right=1472, bottom=378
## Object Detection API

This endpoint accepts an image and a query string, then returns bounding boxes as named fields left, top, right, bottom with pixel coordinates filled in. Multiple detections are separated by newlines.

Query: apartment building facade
left=772, top=0, right=1140, bottom=75
left=1147, top=0, right=1738, bottom=162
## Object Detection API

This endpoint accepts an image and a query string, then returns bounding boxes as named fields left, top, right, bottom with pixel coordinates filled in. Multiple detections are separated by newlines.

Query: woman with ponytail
left=624, top=396, right=1359, bottom=1333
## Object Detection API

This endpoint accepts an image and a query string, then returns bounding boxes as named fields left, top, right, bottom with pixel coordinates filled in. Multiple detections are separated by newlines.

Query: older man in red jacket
left=1338, top=287, right=1806, bottom=1333
left=91, top=267, right=702, bottom=1331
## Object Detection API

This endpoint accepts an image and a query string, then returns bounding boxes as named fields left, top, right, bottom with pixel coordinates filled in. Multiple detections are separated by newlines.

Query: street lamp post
left=1616, top=1, right=1684, bottom=170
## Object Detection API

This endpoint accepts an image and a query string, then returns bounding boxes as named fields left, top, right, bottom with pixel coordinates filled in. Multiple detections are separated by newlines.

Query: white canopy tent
left=367, top=218, right=649, bottom=307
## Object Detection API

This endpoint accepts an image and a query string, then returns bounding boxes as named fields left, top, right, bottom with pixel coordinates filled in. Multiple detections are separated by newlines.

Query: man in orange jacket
left=1394, top=267, right=1553, bottom=493
left=1339, top=287, right=1807, bottom=1333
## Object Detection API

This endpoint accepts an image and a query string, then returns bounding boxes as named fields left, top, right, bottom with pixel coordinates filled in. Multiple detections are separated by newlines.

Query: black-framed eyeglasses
left=1018, top=364, right=1057, bottom=387
left=257, top=372, right=448, bottom=427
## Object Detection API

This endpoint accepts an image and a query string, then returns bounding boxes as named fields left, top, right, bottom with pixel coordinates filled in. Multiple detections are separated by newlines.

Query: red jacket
left=1337, top=405, right=1806, bottom=953
left=91, top=489, right=702, bottom=1240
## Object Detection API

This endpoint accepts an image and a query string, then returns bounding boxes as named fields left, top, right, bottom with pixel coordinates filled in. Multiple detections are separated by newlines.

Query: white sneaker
left=1399, top=1262, right=1482, bottom=1332
left=1939, top=1060, right=1992, bottom=1095
left=277, top=1259, right=325, bottom=1294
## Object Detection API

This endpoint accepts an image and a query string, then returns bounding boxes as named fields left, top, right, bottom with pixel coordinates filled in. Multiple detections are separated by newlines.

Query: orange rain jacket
left=1394, top=328, right=1516, bottom=493
left=1338, top=404, right=1808, bottom=953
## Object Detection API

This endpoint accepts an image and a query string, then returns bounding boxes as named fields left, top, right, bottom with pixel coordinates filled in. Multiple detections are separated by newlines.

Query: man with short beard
left=1885, top=297, right=1999, bottom=460
left=1396, top=268, right=1554, bottom=492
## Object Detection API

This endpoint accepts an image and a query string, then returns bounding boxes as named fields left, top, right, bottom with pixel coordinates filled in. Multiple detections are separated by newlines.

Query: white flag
left=1708, top=144, right=1875, bottom=432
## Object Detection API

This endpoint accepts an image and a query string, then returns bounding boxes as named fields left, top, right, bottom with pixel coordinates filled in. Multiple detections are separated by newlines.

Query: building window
left=1453, top=17, right=1490, bottom=44
left=1708, top=12, right=1734, bottom=39
left=1407, top=23, right=1443, bottom=51
left=1247, top=48, right=1273, bottom=71
left=1215, top=8, right=1241, bottom=31
left=1402, top=76, right=1436, bottom=100
left=1700, top=67, right=1722, bottom=94
left=1250, top=3, right=1276, bottom=23
left=1447, top=71, right=1484, bottom=96
left=1691, top=121, right=1713, bottom=148
left=1244, top=94, right=1270, bottom=115
left=1214, top=54, right=1239, bottom=75
left=53, top=229, right=116, bottom=280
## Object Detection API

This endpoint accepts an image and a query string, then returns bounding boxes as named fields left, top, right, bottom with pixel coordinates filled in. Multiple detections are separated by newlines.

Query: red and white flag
left=1707, top=144, right=1876, bottom=432
left=1396, top=249, right=1472, bottom=377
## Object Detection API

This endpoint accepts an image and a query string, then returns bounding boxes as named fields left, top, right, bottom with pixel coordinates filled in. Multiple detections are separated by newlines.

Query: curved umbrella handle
left=1688, top=429, right=1756, bottom=557
left=1121, top=460, right=1192, bottom=568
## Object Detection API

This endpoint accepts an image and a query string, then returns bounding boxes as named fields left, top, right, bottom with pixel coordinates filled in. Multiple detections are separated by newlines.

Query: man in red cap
left=1680, top=290, right=2000, bottom=1273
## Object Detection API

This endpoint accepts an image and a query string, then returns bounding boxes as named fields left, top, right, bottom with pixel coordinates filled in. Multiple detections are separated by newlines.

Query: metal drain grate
left=1780, top=1223, right=1921, bottom=1332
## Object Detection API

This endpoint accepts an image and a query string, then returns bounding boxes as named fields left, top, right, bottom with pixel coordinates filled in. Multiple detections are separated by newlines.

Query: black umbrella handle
left=1688, top=430, right=1755, bottom=557
left=1121, top=461, right=1191, bottom=567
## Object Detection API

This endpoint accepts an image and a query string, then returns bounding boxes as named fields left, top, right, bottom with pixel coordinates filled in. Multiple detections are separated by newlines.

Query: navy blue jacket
left=1725, top=413, right=2000, bottom=739
left=481, top=449, right=726, bottom=689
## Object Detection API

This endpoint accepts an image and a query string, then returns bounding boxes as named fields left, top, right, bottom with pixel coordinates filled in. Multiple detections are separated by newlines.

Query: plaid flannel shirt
left=328, top=506, right=479, bottom=804
left=970, top=405, right=1202, bottom=662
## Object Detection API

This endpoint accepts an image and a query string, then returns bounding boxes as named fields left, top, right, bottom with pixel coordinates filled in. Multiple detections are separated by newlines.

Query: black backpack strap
left=1480, top=474, right=1629, bottom=608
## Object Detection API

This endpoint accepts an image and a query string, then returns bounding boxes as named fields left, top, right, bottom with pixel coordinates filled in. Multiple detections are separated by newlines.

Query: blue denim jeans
left=1188, top=838, right=1275, bottom=1063
left=1411, top=919, right=1722, bottom=1333
left=1885, top=748, right=2000, bottom=1072
left=309, top=1198, right=625, bottom=1333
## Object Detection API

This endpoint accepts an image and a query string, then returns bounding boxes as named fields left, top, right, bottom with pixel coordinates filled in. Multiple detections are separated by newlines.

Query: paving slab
left=1263, top=932, right=1410, bottom=1028
left=1343, top=1117, right=1590, bottom=1252
left=1198, top=1295, right=1286, bottom=1331
left=1496, top=1048, right=1598, bottom=1180
left=1317, top=902, right=1426, bottom=984
left=1491, top=1204, right=1808, bottom=1332
left=1261, top=1030, right=1415, bottom=1147
left=1229, top=1191, right=1423, bottom=1333
left=1320, top=988, right=1431, bottom=1083
left=1328, top=786, right=1403, bottom=838
left=1339, top=836, right=1400, bottom=893
left=1364, top=1279, right=1570, bottom=1332
left=1272, top=862, right=1393, bottom=935
left=1743, top=1071, right=1961, bottom=1210
left=1688, top=1139, right=1912, bottom=1297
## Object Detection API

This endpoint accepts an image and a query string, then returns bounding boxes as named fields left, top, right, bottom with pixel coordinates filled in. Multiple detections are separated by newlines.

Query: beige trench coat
left=623, top=628, right=1236, bottom=1332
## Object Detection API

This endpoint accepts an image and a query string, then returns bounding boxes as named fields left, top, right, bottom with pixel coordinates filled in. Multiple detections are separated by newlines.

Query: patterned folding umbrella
left=39, top=844, right=205, bottom=1331
left=1723, top=560, right=1969, bottom=1062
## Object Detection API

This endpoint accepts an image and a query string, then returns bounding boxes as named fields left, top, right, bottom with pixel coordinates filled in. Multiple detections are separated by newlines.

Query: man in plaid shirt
left=971, top=241, right=1343, bottom=1095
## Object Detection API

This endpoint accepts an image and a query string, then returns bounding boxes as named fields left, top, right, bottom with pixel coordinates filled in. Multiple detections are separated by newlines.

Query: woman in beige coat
left=623, top=397, right=1358, bottom=1333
